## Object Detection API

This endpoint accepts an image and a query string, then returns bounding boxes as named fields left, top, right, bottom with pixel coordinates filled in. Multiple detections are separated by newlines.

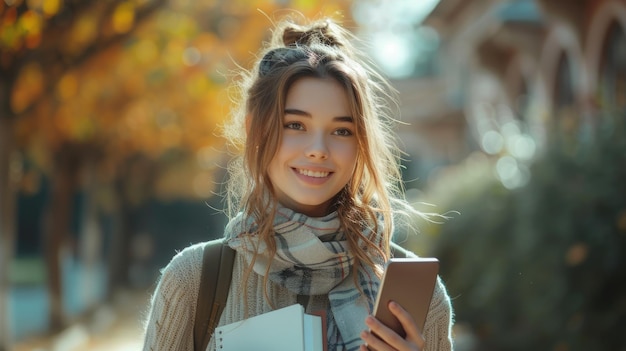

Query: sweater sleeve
left=423, top=276, right=454, bottom=351
left=142, top=242, right=206, bottom=351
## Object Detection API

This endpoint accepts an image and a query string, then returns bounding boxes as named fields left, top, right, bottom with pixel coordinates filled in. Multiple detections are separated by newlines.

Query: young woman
left=143, top=17, right=454, bottom=351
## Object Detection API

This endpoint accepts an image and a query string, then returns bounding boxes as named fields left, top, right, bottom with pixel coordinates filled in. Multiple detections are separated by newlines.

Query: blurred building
left=394, top=0, right=626, bottom=190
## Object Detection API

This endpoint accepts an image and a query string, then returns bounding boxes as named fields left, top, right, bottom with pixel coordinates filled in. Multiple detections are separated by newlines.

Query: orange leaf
left=112, top=2, right=135, bottom=34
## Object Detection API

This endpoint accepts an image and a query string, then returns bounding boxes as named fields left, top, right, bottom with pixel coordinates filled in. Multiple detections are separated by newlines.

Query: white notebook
left=215, top=304, right=323, bottom=351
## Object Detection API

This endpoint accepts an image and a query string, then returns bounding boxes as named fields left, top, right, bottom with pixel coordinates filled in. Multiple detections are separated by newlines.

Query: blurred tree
left=1, top=0, right=353, bottom=345
left=432, top=121, right=626, bottom=350
left=0, top=0, right=169, bottom=341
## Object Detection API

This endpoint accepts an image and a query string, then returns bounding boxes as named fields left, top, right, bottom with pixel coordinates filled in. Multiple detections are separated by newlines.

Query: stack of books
left=215, top=304, right=324, bottom=351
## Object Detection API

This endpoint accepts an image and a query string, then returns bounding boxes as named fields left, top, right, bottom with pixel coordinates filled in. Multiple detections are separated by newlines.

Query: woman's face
left=267, top=77, right=358, bottom=217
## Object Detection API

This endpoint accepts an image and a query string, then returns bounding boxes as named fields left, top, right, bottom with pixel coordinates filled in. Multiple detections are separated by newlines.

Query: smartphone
left=372, top=257, right=439, bottom=338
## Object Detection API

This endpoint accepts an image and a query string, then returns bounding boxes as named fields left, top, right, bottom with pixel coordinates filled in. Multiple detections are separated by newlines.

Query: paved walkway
left=12, top=288, right=478, bottom=351
left=13, top=289, right=150, bottom=351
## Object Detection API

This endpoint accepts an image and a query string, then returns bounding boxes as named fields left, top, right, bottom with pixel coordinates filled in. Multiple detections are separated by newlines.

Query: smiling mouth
left=296, top=168, right=330, bottom=178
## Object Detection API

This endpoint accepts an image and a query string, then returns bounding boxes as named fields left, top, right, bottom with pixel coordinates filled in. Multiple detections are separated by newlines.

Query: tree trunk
left=0, top=116, right=18, bottom=351
left=77, top=161, right=103, bottom=308
left=108, top=162, right=139, bottom=294
left=44, top=145, right=79, bottom=332
left=108, top=155, right=157, bottom=295
left=0, top=66, right=20, bottom=351
left=107, top=192, right=131, bottom=295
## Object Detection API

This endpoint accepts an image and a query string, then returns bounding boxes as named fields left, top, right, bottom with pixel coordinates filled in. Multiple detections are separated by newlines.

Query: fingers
left=388, top=301, right=425, bottom=349
left=360, top=301, right=425, bottom=351
left=361, top=315, right=402, bottom=351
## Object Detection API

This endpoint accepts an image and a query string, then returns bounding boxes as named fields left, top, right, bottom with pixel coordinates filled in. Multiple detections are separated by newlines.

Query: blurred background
left=1, top=0, right=625, bottom=350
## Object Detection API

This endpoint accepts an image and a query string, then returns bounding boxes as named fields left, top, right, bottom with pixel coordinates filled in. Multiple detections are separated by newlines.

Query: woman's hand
left=359, top=301, right=425, bottom=351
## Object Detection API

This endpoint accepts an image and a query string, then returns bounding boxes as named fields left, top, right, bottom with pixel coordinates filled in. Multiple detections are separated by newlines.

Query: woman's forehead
left=284, top=77, right=353, bottom=118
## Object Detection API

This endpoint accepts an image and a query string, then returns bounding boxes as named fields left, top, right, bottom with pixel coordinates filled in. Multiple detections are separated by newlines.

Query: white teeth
left=298, top=169, right=329, bottom=178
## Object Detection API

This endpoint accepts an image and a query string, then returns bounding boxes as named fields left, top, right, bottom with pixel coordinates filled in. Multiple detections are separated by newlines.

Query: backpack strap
left=193, top=239, right=236, bottom=351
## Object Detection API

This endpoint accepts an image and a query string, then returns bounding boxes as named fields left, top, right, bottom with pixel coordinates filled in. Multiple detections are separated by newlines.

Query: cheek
left=268, top=146, right=284, bottom=170
left=336, top=141, right=358, bottom=169
left=344, top=139, right=358, bottom=158
left=280, top=134, right=299, bottom=149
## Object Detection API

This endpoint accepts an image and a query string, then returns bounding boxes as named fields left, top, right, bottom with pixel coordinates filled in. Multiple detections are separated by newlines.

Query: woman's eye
left=284, top=122, right=304, bottom=130
left=334, top=128, right=353, bottom=136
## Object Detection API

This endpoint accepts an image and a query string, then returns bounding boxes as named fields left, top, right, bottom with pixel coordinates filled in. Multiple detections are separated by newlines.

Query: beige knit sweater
left=142, top=241, right=454, bottom=351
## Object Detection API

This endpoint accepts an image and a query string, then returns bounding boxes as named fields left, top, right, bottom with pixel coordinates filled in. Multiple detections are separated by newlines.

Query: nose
left=305, top=132, right=329, bottom=159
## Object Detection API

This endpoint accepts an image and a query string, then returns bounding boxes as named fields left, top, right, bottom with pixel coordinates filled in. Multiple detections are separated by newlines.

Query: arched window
left=553, top=52, right=578, bottom=133
left=599, top=21, right=626, bottom=120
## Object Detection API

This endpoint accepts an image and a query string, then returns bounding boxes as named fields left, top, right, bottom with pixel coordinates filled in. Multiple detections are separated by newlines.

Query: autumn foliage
left=3, top=0, right=353, bottom=198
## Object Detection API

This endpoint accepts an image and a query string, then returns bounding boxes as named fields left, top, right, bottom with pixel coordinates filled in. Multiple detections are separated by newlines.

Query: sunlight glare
left=354, top=0, right=441, bottom=79
left=481, top=130, right=504, bottom=155
left=495, top=156, right=530, bottom=189
left=372, top=34, right=413, bottom=78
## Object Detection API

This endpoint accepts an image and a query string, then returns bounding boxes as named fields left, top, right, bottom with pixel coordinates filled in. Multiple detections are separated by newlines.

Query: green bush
left=434, top=127, right=626, bottom=350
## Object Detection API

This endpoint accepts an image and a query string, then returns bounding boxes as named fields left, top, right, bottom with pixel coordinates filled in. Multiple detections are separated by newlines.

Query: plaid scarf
left=225, top=206, right=385, bottom=351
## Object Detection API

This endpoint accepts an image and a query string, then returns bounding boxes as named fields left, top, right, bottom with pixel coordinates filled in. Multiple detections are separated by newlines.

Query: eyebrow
left=284, top=108, right=353, bottom=123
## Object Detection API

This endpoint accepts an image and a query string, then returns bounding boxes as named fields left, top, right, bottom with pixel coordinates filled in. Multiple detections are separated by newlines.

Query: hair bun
left=281, top=20, right=346, bottom=48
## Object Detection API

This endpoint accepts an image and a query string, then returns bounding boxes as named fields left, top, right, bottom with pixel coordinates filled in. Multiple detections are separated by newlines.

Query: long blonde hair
left=223, top=17, right=405, bottom=299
